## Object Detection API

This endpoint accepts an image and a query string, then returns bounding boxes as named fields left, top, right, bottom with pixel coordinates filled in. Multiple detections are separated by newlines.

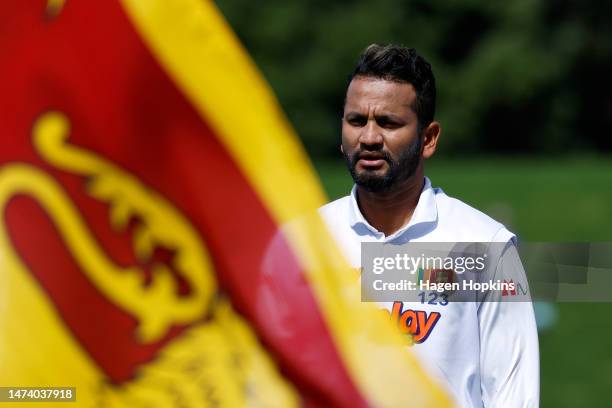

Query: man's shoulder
left=432, top=186, right=515, bottom=242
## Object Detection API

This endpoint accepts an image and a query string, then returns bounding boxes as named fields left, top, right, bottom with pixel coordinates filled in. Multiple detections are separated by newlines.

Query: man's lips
left=356, top=153, right=387, bottom=168
left=358, top=158, right=385, bottom=167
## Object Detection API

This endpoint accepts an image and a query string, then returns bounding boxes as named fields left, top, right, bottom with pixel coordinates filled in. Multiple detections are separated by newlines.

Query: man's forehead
left=345, top=77, right=416, bottom=110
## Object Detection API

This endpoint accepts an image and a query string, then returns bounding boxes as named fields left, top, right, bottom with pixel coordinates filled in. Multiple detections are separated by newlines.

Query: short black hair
left=347, top=44, right=436, bottom=133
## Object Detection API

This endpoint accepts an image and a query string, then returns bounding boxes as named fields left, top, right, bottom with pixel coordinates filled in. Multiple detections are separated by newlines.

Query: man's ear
left=422, top=121, right=441, bottom=159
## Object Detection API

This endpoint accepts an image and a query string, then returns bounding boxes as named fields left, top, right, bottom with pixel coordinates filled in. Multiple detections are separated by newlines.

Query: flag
left=0, top=1, right=452, bottom=406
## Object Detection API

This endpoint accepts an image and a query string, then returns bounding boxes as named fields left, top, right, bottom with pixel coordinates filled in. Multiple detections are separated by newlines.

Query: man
left=318, top=44, right=539, bottom=407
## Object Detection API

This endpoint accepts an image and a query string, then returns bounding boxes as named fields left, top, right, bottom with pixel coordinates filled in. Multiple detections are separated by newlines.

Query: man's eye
left=347, top=117, right=367, bottom=126
left=378, top=119, right=400, bottom=129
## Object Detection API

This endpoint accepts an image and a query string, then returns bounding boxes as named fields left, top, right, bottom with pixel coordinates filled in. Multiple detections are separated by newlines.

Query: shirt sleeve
left=478, top=239, right=540, bottom=408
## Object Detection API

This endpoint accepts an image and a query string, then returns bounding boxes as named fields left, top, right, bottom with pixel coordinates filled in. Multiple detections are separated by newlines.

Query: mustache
left=349, top=149, right=394, bottom=166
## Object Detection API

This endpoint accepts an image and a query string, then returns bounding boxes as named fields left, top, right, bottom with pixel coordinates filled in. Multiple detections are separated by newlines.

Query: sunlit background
left=216, top=1, right=612, bottom=406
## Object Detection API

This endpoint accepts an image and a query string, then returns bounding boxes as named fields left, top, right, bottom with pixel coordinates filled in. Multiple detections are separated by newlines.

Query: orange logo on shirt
left=387, top=301, right=441, bottom=344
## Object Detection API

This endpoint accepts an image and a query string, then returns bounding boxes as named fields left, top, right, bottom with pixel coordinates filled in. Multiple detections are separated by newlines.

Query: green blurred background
left=215, top=0, right=611, bottom=406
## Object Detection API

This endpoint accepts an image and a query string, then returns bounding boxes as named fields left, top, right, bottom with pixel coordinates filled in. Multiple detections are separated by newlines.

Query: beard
left=343, top=136, right=423, bottom=193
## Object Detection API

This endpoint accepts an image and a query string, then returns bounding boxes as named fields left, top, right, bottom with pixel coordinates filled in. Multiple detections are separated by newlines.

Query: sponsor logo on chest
left=386, top=301, right=441, bottom=344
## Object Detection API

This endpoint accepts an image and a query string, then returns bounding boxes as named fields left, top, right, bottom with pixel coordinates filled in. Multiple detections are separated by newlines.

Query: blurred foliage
left=216, top=0, right=611, bottom=157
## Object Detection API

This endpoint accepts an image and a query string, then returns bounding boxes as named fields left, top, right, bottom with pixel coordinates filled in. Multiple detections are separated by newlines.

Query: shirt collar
left=348, top=176, right=438, bottom=239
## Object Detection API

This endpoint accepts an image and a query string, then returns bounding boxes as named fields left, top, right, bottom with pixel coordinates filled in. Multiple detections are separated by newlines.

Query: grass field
left=313, top=156, right=612, bottom=408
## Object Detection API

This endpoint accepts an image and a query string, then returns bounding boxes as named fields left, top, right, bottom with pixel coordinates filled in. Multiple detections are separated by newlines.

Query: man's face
left=342, top=76, right=422, bottom=193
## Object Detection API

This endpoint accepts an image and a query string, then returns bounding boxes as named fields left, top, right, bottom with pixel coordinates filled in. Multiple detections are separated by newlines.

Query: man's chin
left=354, top=174, right=395, bottom=193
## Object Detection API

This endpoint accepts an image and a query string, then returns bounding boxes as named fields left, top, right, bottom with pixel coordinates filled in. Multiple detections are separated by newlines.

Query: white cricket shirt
left=318, top=177, right=540, bottom=408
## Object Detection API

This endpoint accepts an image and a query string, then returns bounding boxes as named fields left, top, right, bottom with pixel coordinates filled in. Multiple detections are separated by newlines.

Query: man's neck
left=356, top=175, right=425, bottom=236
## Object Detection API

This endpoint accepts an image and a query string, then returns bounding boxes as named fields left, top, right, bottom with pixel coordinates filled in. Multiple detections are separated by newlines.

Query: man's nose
left=358, top=120, right=383, bottom=147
